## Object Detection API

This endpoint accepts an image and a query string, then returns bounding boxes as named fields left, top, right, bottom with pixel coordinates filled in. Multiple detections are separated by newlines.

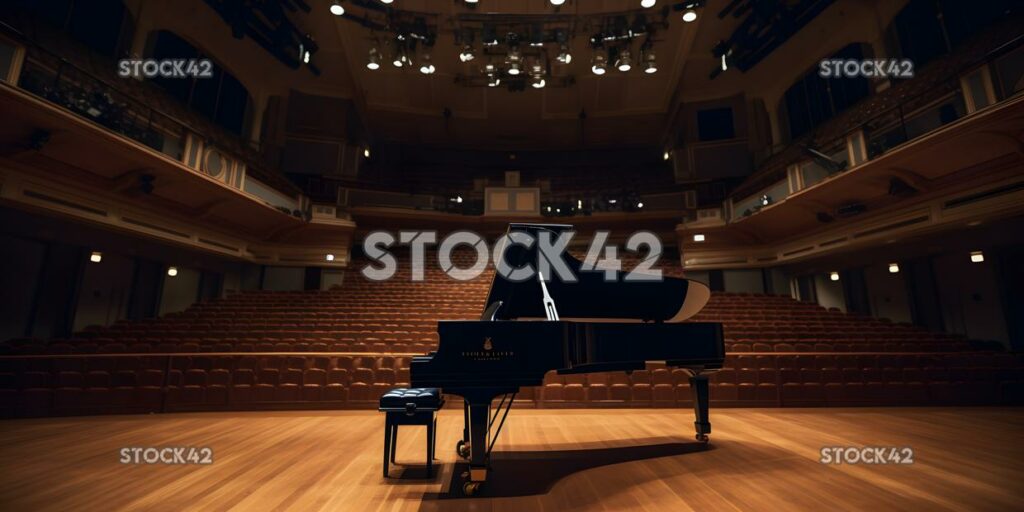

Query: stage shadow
left=387, top=465, right=444, bottom=483
left=423, top=437, right=712, bottom=500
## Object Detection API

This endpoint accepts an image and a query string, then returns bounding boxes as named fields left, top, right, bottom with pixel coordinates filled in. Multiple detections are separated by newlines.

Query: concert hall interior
left=0, top=0, right=1022, bottom=510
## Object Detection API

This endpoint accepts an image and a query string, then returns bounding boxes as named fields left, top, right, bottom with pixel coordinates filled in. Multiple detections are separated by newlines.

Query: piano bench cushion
left=379, top=387, right=443, bottom=411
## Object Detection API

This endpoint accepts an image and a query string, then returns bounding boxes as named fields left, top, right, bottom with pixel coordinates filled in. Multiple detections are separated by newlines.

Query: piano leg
left=689, top=374, right=711, bottom=443
left=456, top=400, right=470, bottom=459
left=463, top=398, right=490, bottom=494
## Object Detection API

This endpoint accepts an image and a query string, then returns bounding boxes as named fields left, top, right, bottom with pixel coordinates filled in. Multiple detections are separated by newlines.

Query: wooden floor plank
left=0, top=408, right=1021, bottom=511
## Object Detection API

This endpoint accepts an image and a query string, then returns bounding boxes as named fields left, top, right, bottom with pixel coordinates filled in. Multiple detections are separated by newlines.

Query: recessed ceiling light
left=693, top=234, right=705, bottom=242
left=829, top=271, right=840, bottom=281
left=89, top=251, right=103, bottom=263
left=326, top=254, right=335, bottom=262
left=167, top=266, right=178, bottom=277
left=970, top=251, right=984, bottom=263
left=682, top=9, right=698, bottom=22
left=888, top=263, right=900, bottom=273
left=329, top=1, right=344, bottom=16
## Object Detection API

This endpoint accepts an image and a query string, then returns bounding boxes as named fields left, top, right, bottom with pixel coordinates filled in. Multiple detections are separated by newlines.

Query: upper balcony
left=0, top=23, right=355, bottom=266
left=677, top=23, right=1024, bottom=268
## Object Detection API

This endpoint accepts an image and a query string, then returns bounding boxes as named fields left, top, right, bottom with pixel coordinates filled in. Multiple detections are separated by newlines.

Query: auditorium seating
left=1, top=253, right=1021, bottom=418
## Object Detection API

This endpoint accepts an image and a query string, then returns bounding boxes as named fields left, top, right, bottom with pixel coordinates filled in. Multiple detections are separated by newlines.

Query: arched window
left=146, top=30, right=250, bottom=135
left=26, top=0, right=133, bottom=58
left=782, top=43, right=871, bottom=140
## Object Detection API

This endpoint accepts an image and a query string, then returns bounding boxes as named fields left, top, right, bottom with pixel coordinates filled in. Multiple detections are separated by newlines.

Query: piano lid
left=483, top=224, right=710, bottom=323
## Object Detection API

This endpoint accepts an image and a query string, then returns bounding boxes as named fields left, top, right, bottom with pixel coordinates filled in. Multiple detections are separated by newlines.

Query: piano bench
left=379, top=387, right=444, bottom=478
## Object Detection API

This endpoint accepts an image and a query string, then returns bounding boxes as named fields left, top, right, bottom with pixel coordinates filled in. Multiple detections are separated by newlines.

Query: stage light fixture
left=641, top=0, right=656, bottom=7
left=367, top=47, right=381, bottom=70
left=760, top=194, right=771, bottom=206
left=970, top=251, right=984, bottom=263
left=392, top=49, right=406, bottom=67
left=90, top=251, right=103, bottom=263
left=459, top=45, right=475, bottom=62
left=167, top=267, right=179, bottom=277
left=419, top=53, right=435, bottom=74
left=888, top=263, right=900, bottom=274
left=506, top=48, right=522, bottom=75
left=616, top=49, right=632, bottom=72
left=329, top=1, right=344, bottom=16
left=693, top=234, right=705, bottom=242
left=557, top=45, right=572, bottom=64
left=487, top=73, right=500, bottom=87
left=325, top=254, right=335, bottom=262
left=683, top=9, right=698, bottom=22
left=532, top=75, right=546, bottom=89
left=591, top=50, right=607, bottom=75
left=644, top=51, right=657, bottom=73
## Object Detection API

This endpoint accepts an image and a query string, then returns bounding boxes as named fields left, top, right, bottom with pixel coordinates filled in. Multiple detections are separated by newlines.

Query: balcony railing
left=4, top=26, right=304, bottom=217
left=728, top=23, right=1024, bottom=222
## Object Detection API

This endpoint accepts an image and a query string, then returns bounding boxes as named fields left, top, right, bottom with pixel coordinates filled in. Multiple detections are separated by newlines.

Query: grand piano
left=410, top=224, right=725, bottom=495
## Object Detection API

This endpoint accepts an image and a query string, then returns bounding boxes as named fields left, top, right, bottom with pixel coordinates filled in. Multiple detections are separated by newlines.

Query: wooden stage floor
left=0, top=407, right=1021, bottom=511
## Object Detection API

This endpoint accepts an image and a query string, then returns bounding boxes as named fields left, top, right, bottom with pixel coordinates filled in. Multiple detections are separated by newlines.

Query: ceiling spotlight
left=683, top=9, right=698, bottom=22
left=591, top=50, right=607, bottom=75
left=506, top=48, right=522, bottom=75
left=325, top=254, right=335, bottom=262
left=663, top=150, right=670, bottom=160
left=89, top=251, right=103, bottom=263
left=380, top=0, right=393, bottom=3
left=693, top=234, right=705, bottom=242
left=641, top=0, right=656, bottom=7
left=465, top=0, right=478, bottom=3
left=643, top=51, right=657, bottom=73
left=557, top=44, right=572, bottom=64
left=721, top=53, right=728, bottom=71
left=829, top=271, right=840, bottom=281
left=637, top=202, right=644, bottom=209
left=167, top=266, right=178, bottom=277
left=363, top=147, right=370, bottom=158
left=367, top=47, right=381, bottom=70
left=531, top=75, right=546, bottom=89
left=392, top=50, right=406, bottom=67
left=419, top=53, right=435, bottom=74
left=459, top=44, right=475, bottom=62
left=970, top=251, right=985, bottom=263
left=550, top=0, right=566, bottom=5
left=487, top=73, right=501, bottom=87
left=616, top=49, right=632, bottom=72
left=760, top=194, right=771, bottom=207
left=888, top=263, right=900, bottom=274
left=329, top=1, right=344, bottom=16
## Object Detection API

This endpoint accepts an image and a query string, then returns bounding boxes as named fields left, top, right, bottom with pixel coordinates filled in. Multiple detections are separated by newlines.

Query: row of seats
left=2, top=352, right=1021, bottom=417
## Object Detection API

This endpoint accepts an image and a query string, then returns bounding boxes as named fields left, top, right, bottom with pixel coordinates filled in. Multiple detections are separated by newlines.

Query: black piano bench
left=379, top=387, right=444, bottom=478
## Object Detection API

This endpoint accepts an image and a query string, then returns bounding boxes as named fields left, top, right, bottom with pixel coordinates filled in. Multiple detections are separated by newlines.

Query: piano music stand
left=379, top=388, right=444, bottom=478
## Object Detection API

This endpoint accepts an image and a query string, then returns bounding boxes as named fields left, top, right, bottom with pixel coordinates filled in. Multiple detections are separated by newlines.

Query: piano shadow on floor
left=421, top=436, right=713, bottom=500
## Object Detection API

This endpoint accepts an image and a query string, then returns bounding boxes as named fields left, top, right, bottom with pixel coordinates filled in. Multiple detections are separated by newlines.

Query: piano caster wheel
left=456, top=440, right=470, bottom=459
left=696, top=434, right=709, bottom=444
left=462, top=482, right=481, bottom=496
